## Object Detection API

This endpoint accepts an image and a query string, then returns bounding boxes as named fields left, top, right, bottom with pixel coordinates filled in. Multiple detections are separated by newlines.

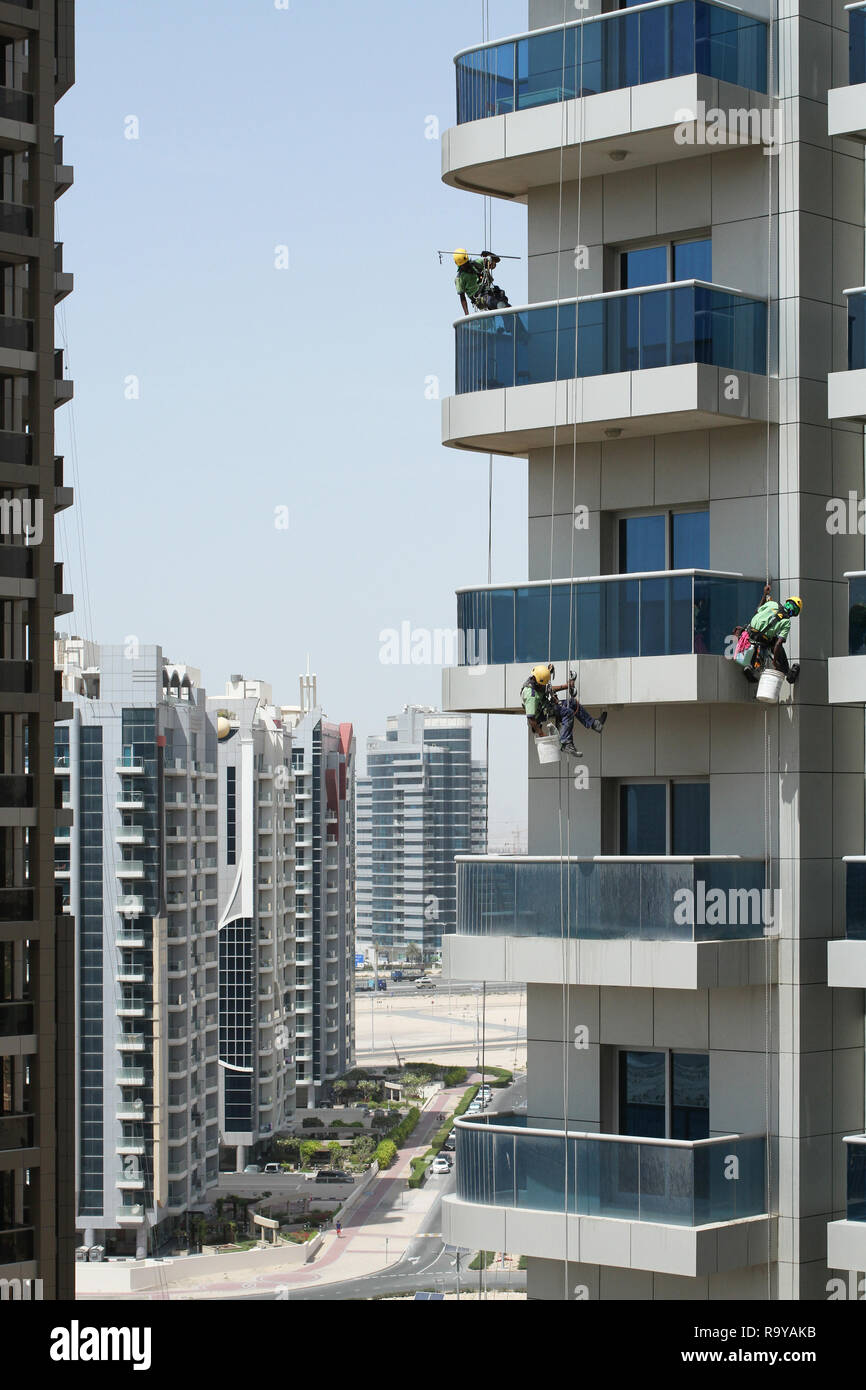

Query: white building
left=208, top=677, right=297, bottom=1172
left=56, top=639, right=221, bottom=1257
left=439, top=0, right=865, bottom=1300
left=356, top=708, right=486, bottom=961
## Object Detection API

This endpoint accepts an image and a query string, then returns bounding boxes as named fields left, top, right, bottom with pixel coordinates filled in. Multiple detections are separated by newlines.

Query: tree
left=328, top=1141, right=343, bottom=1168
left=406, top=943, right=421, bottom=963
left=300, top=1140, right=319, bottom=1169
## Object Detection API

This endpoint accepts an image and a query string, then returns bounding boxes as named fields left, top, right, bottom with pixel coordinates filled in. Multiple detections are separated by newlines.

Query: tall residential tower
left=441, top=0, right=865, bottom=1301
left=356, top=707, right=486, bottom=961
left=0, top=0, right=75, bottom=1300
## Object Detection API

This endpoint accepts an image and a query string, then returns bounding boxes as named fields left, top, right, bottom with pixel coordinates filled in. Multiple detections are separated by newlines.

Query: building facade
left=56, top=639, right=221, bottom=1258
left=356, top=708, right=486, bottom=962
left=282, top=674, right=355, bottom=1106
left=0, top=0, right=76, bottom=1300
left=440, top=0, right=865, bottom=1300
left=209, top=677, right=296, bottom=1172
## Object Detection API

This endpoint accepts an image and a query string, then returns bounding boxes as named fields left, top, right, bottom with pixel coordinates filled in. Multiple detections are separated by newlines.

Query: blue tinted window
left=671, top=781, right=709, bottom=854
left=621, top=245, right=667, bottom=289
left=671, top=510, right=709, bottom=568
left=673, top=238, right=712, bottom=282
left=619, top=514, right=666, bottom=572
left=619, top=1051, right=666, bottom=1137
left=620, top=783, right=666, bottom=854
left=671, top=1053, right=710, bottom=1139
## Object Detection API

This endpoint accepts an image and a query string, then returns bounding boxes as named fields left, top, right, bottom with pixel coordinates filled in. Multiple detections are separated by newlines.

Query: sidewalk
left=83, top=1080, right=474, bottom=1300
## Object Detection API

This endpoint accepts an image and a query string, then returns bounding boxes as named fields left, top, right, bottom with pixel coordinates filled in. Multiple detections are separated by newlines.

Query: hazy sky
left=54, top=0, right=532, bottom=841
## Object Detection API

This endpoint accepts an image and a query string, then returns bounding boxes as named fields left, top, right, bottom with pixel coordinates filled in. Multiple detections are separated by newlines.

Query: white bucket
left=535, top=733, right=562, bottom=765
left=756, top=668, right=785, bottom=704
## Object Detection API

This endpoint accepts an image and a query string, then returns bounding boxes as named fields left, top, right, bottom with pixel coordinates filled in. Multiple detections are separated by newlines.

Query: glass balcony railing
left=0, top=999, right=34, bottom=1035
left=846, top=572, right=866, bottom=654
left=844, top=859, right=866, bottom=939
left=0, top=1112, right=33, bottom=1151
left=455, top=1114, right=767, bottom=1225
left=456, top=856, right=768, bottom=942
left=851, top=5, right=866, bottom=86
left=456, top=571, right=764, bottom=666
left=455, top=0, right=767, bottom=123
left=456, top=284, right=767, bottom=394
left=845, top=290, right=866, bottom=370
left=846, top=1137, right=866, bottom=1221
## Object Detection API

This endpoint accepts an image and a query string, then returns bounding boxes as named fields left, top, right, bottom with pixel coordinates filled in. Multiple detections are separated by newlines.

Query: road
left=355, top=981, right=522, bottom=999
left=267, top=1079, right=527, bottom=1301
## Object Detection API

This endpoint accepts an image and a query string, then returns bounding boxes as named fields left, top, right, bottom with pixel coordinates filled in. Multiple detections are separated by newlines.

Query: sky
left=54, top=0, right=533, bottom=841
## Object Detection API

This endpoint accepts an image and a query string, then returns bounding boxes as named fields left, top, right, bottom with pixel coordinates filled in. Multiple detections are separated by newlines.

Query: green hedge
left=407, top=1157, right=429, bottom=1189
left=374, top=1139, right=397, bottom=1170
left=443, top=1066, right=468, bottom=1087
left=385, top=1105, right=421, bottom=1149
left=469, top=1249, right=497, bottom=1271
left=452, top=1084, right=479, bottom=1120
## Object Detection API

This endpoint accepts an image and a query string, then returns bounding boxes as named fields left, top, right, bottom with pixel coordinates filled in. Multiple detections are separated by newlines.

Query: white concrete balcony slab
left=445, top=285, right=770, bottom=455
left=446, top=855, right=777, bottom=990
left=828, top=7, right=866, bottom=142
left=828, top=571, right=866, bottom=703
left=446, top=2, right=770, bottom=199
left=444, top=1114, right=771, bottom=1277
left=828, top=858, right=866, bottom=988
left=444, top=569, right=765, bottom=712
left=828, top=290, right=866, bottom=421
left=827, top=1136, right=866, bottom=1273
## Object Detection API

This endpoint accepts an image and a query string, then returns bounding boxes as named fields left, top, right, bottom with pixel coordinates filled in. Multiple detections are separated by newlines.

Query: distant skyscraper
left=355, top=708, right=486, bottom=961
left=282, top=670, right=356, bottom=1106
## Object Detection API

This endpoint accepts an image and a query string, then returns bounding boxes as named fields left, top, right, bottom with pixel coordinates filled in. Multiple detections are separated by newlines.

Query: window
left=618, top=780, right=709, bottom=855
left=618, top=236, right=712, bottom=290
left=617, top=509, right=709, bottom=573
left=226, top=766, right=236, bottom=865
left=618, top=1050, right=709, bottom=1139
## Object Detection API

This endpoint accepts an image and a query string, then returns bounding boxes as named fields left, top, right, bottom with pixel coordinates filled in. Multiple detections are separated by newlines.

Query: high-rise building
left=282, top=672, right=355, bottom=1106
left=0, top=0, right=76, bottom=1300
left=439, top=1, right=865, bottom=1300
left=56, top=639, right=221, bottom=1258
left=355, top=708, right=486, bottom=963
left=208, top=677, right=296, bottom=1172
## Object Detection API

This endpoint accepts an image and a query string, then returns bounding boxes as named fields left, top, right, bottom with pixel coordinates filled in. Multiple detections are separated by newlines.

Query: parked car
left=315, top=1169, right=355, bottom=1184
left=263, top=1163, right=281, bottom=1174
left=376, top=978, right=387, bottom=991
left=431, top=1157, right=452, bottom=1175
left=243, top=1164, right=261, bottom=1174
left=415, top=978, right=436, bottom=990
left=442, top=1134, right=456, bottom=1151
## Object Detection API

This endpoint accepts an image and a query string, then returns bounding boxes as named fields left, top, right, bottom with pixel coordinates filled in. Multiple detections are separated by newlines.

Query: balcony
left=116, top=1034, right=146, bottom=1052
left=828, top=573, right=866, bottom=702
left=116, top=756, right=145, bottom=775
left=445, top=285, right=769, bottom=453
left=444, top=570, right=764, bottom=712
left=53, top=347, right=73, bottom=405
left=444, top=1113, right=770, bottom=1277
left=117, top=895, right=145, bottom=916
left=827, top=1137, right=866, bottom=1274
left=445, top=1, right=769, bottom=198
left=116, top=793, right=146, bottom=811
left=0, top=201, right=32, bottom=237
left=116, top=1101, right=145, bottom=1120
left=827, top=291, right=866, bottom=421
left=116, top=861, right=145, bottom=880
left=0, top=1111, right=33, bottom=1152
left=447, top=856, right=775, bottom=989
left=0, top=889, right=34, bottom=925
left=828, top=4, right=866, bottom=139
left=828, top=860, right=866, bottom=989
left=116, top=826, right=146, bottom=845
left=116, top=1206, right=145, bottom=1225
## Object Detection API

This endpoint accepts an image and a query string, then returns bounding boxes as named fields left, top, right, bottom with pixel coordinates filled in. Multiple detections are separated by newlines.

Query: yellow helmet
left=533, top=664, right=552, bottom=685
left=453, top=248, right=469, bottom=266
left=784, top=596, right=802, bottom=616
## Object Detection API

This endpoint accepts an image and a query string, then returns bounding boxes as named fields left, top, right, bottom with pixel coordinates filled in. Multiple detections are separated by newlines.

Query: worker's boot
left=561, top=741, right=583, bottom=758
left=591, top=712, right=608, bottom=733
left=786, top=663, right=800, bottom=685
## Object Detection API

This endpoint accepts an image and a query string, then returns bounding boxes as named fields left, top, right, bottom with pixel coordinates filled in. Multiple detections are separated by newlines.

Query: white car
left=431, top=1157, right=452, bottom=1175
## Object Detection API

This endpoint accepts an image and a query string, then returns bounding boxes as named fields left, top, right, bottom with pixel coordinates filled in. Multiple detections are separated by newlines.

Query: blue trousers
left=557, top=697, right=594, bottom=747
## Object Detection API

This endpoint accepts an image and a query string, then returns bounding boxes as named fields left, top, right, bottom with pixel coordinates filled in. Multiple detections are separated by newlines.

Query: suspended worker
left=521, top=665, right=607, bottom=757
left=734, top=584, right=802, bottom=685
left=454, top=249, right=511, bottom=316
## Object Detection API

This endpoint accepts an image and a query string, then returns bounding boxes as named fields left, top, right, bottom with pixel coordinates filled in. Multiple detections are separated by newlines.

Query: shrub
left=374, top=1139, right=398, bottom=1170
left=469, top=1249, right=497, bottom=1271
left=301, top=1116, right=322, bottom=1129
left=443, top=1066, right=468, bottom=1087
left=452, top=1085, right=479, bottom=1119
left=407, top=1157, right=429, bottom=1189
left=299, top=1140, right=320, bottom=1168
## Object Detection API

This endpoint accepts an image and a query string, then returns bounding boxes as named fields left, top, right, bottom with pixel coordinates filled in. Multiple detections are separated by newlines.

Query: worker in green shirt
left=521, top=664, right=607, bottom=756
left=734, top=584, right=802, bottom=684
left=454, top=248, right=511, bottom=315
